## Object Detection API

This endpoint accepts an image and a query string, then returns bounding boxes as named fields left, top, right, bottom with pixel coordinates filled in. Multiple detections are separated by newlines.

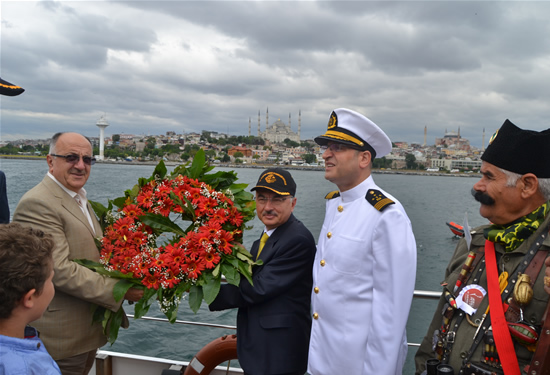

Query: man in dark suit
left=0, top=76, right=25, bottom=224
left=209, top=168, right=316, bottom=375
left=0, top=171, right=9, bottom=224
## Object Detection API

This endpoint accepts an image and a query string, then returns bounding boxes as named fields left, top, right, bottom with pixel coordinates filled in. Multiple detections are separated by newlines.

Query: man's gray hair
left=501, top=168, right=550, bottom=201
left=49, top=132, right=93, bottom=155
left=48, top=132, right=64, bottom=155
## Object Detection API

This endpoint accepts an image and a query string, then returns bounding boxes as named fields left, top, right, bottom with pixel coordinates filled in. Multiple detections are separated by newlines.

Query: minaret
left=458, top=126, right=461, bottom=138
left=266, top=107, right=269, bottom=129
left=248, top=117, right=251, bottom=137
left=482, top=128, right=486, bottom=151
left=289, top=112, right=291, bottom=129
left=423, top=126, right=427, bottom=147
left=298, top=110, right=301, bottom=140
left=96, top=115, right=109, bottom=161
left=258, top=110, right=261, bottom=137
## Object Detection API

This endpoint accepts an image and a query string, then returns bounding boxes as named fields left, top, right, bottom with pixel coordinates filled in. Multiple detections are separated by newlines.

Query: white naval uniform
left=308, top=176, right=417, bottom=375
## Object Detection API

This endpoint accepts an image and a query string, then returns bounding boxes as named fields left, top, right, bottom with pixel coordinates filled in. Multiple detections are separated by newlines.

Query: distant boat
left=446, top=221, right=465, bottom=237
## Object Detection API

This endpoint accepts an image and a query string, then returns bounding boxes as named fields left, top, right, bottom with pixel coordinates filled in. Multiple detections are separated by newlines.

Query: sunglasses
left=50, top=153, right=96, bottom=166
left=320, top=143, right=355, bottom=153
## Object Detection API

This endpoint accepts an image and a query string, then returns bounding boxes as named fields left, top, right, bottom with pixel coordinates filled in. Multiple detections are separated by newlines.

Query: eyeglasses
left=50, top=154, right=96, bottom=166
left=320, top=143, right=354, bottom=153
left=255, top=196, right=293, bottom=206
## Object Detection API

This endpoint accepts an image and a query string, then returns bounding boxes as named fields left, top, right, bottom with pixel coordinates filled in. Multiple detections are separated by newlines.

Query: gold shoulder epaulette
left=366, top=189, right=395, bottom=211
left=325, top=190, right=341, bottom=199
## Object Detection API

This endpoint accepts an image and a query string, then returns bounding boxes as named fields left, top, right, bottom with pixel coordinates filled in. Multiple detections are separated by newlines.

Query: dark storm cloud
left=3, top=1, right=550, bottom=145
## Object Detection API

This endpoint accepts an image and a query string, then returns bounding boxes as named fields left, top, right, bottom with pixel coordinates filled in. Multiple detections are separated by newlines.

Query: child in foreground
left=0, top=223, right=61, bottom=375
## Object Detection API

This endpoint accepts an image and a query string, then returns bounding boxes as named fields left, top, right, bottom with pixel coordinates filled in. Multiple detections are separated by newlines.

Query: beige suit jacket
left=13, top=175, right=124, bottom=360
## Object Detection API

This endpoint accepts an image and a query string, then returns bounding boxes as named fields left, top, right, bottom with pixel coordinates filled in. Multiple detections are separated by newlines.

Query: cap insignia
left=327, top=111, right=338, bottom=129
left=325, top=190, right=341, bottom=200
left=366, top=189, right=395, bottom=211
left=488, top=129, right=499, bottom=145
left=262, top=172, right=286, bottom=185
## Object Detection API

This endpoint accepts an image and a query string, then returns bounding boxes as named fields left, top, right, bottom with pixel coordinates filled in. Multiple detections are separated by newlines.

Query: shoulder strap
left=485, top=240, right=520, bottom=375
left=365, top=189, right=395, bottom=211
left=325, top=190, right=340, bottom=199
left=527, top=301, right=550, bottom=374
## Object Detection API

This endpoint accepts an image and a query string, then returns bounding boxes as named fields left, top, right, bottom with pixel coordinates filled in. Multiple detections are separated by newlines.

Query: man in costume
left=13, top=132, right=143, bottom=375
left=308, top=108, right=417, bottom=375
left=209, top=168, right=316, bottom=375
left=415, top=120, right=550, bottom=375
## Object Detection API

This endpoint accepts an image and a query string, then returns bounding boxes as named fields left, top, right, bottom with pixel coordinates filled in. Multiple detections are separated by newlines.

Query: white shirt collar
left=46, top=172, right=88, bottom=200
left=339, top=175, right=374, bottom=202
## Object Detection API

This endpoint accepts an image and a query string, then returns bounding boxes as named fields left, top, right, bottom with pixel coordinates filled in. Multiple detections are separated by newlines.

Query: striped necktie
left=256, top=233, right=269, bottom=260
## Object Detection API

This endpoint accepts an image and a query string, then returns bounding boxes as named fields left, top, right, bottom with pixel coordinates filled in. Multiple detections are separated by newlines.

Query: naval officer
left=308, top=108, right=417, bottom=375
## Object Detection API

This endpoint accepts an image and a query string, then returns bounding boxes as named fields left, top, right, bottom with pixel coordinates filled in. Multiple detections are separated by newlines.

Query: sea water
left=0, top=159, right=486, bottom=374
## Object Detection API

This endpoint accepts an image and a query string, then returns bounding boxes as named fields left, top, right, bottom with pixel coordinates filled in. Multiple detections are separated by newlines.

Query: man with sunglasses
left=308, top=109, right=417, bottom=375
left=13, top=132, right=143, bottom=375
left=209, top=168, right=316, bottom=375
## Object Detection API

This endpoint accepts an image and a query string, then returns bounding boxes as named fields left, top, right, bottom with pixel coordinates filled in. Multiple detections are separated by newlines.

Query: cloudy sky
left=2, top=1, right=550, bottom=147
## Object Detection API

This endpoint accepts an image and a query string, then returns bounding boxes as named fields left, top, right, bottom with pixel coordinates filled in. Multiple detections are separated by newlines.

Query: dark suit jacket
left=0, top=171, right=9, bottom=223
left=209, top=214, right=316, bottom=375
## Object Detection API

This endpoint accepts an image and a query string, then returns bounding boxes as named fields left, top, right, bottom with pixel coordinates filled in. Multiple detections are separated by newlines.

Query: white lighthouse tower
left=96, top=115, right=109, bottom=161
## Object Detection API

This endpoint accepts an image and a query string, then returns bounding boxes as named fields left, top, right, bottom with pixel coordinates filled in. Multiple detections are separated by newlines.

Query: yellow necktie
left=256, top=233, right=269, bottom=260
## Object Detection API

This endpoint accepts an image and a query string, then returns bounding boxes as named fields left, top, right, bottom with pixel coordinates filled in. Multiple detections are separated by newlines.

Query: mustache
left=471, top=188, right=495, bottom=206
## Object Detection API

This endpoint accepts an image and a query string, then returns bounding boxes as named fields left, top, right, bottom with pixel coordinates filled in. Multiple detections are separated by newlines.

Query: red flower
left=203, top=252, right=221, bottom=269
left=113, top=217, right=135, bottom=232
left=137, top=189, right=154, bottom=209
left=197, top=197, right=219, bottom=216
left=228, top=207, right=243, bottom=227
left=123, top=204, right=144, bottom=218
left=185, top=257, right=206, bottom=280
left=217, top=230, right=234, bottom=254
left=142, top=271, right=161, bottom=289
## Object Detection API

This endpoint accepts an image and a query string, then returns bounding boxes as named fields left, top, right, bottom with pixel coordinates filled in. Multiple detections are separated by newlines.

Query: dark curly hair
left=0, top=223, right=55, bottom=319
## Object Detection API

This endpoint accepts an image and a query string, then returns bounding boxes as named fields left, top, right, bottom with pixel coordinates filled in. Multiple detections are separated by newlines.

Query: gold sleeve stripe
left=374, top=198, right=394, bottom=211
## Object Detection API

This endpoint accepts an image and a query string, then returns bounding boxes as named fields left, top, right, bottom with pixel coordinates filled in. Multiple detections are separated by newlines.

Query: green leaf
left=238, top=261, right=254, bottom=286
left=107, top=307, right=124, bottom=345
left=139, top=213, right=186, bottom=236
left=188, top=149, right=206, bottom=178
left=170, top=193, right=196, bottom=222
left=229, top=183, right=248, bottom=194
left=152, top=160, right=168, bottom=179
left=112, top=196, right=127, bottom=209
left=212, top=263, right=221, bottom=278
left=134, top=288, right=156, bottom=319
left=188, top=285, right=203, bottom=313
left=236, top=251, right=252, bottom=262
left=89, top=200, right=108, bottom=220
left=221, top=263, right=240, bottom=287
left=202, top=273, right=221, bottom=304
left=112, top=279, right=135, bottom=302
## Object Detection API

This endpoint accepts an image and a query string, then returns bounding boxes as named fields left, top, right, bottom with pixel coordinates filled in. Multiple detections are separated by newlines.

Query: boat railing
left=126, top=289, right=442, bottom=348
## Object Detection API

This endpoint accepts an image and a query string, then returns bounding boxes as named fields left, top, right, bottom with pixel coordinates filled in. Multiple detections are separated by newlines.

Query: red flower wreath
left=100, top=175, right=244, bottom=295
left=78, top=152, right=257, bottom=344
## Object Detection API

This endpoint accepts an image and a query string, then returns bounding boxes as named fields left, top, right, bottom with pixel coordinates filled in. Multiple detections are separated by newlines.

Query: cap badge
left=327, top=111, right=338, bottom=129
left=488, top=129, right=499, bottom=145
left=263, top=172, right=286, bottom=185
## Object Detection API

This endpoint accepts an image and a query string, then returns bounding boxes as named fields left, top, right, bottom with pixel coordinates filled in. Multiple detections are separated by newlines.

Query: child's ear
left=21, top=289, right=37, bottom=309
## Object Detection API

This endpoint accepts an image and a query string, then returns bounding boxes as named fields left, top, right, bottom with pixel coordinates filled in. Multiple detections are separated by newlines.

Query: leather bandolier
left=434, top=226, right=550, bottom=375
